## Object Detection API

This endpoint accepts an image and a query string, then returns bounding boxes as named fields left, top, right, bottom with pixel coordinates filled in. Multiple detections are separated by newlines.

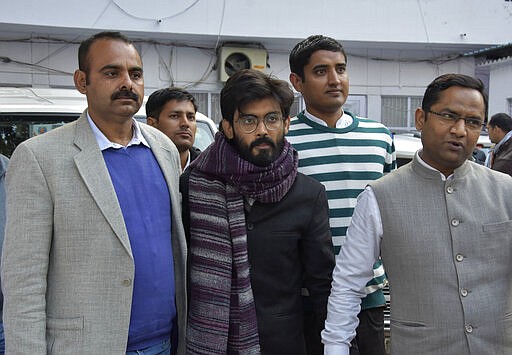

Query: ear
left=289, top=72, right=304, bottom=93
left=146, top=116, right=157, bottom=127
left=73, top=70, right=87, bottom=94
left=415, top=108, right=426, bottom=131
left=283, top=116, right=291, bottom=135
left=221, top=119, right=234, bottom=139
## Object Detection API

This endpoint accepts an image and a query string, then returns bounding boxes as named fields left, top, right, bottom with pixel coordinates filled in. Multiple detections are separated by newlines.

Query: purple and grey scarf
left=186, top=132, right=298, bottom=354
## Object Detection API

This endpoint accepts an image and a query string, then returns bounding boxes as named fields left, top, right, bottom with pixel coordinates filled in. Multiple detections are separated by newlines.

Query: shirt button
left=451, top=219, right=460, bottom=227
left=446, top=186, right=454, bottom=194
left=247, top=223, right=254, bottom=231
left=122, top=279, right=132, bottom=287
left=460, top=288, right=468, bottom=297
left=465, top=324, right=473, bottom=333
left=455, top=254, right=464, bottom=262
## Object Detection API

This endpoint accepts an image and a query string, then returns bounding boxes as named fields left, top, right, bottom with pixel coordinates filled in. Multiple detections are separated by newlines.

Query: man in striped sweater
left=287, top=35, right=395, bottom=355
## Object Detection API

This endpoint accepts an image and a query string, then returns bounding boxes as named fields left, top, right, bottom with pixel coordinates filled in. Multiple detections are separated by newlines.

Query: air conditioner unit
left=218, top=46, right=267, bottom=81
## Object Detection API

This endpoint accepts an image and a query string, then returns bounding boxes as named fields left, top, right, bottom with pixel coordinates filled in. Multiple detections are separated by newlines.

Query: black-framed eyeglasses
left=428, top=110, right=484, bottom=131
left=236, top=112, right=284, bottom=133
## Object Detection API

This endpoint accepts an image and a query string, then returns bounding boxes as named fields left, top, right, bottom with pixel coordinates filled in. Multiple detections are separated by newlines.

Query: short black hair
left=146, top=87, right=198, bottom=119
left=220, top=69, right=294, bottom=127
left=78, top=31, right=134, bottom=76
left=422, top=73, right=488, bottom=121
left=289, top=35, right=346, bottom=80
left=488, top=112, right=512, bottom=133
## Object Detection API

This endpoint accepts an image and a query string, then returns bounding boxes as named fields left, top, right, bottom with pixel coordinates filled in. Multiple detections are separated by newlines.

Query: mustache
left=111, top=91, right=139, bottom=101
left=250, top=137, right=276, bottom=150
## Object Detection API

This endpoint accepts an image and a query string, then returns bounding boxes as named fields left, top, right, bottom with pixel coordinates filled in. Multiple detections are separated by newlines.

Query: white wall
left=1, top=0, right=510, bottom=45
left=487, top=59, right=512, bottom=115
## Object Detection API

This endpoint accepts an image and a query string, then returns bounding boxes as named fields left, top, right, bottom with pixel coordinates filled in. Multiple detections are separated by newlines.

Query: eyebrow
left=99, top=64, right=143, bottom=73
left=99, top=64, right=121, bottom=71
left=312, top=64, right=328, bottom=71
left=169, top=110, right=195, bottom=115
left=441, top=108, right=484, bottom=119
left=239, top=110, right=280, bottom=116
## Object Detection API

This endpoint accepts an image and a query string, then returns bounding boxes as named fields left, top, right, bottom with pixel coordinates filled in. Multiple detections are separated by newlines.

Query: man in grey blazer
left=1, top=32, right=187, bottom=354
left=322, top=73, right=512, bottom=354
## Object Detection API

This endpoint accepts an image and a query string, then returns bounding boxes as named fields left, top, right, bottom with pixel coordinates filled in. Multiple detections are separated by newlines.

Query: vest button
left=455, top=254, right=464, bottom=262
left=247, top=223, right=254, bottom=231
left=446, top=186, right=454, bottom=193
left=122, top=278, right=132, bottom=287
left=460, top=288, right=468, bottom=297
left=465, top=324, right=473, bottom=333
left=451, top=219, right=460, bottom=227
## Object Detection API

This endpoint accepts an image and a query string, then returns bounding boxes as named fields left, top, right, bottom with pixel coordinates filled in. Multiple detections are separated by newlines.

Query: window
left=190, top=92, right=222, bottom=123
left=381, top=96, right=422, bottom=130
left=0, top=114, right=79, bottom=157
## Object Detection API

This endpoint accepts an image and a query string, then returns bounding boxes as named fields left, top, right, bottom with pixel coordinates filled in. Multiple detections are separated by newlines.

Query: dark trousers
left=349, top=306, right=386, bottom=355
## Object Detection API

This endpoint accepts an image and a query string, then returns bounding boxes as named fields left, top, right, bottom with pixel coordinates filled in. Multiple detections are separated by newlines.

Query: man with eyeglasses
left=323, top=73, right=512, bottom=355
left=181, top=69, right=334, bottom=354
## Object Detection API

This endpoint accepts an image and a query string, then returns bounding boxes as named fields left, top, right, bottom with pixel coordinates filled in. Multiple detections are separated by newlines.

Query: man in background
left=1, top=31, right=187, bottom=354
left=287, top=35, right=395, bottom=355
left=323, top=73, right=512, bottom=355
left=146, top=87, right=201, bottom=171
left=487, top=112, right=512, bottom=176
left=183, top=69, right=334, bottom=354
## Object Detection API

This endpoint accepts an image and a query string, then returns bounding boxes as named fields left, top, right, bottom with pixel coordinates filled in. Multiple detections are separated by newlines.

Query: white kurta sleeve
left=322, top=187, right=383, bottom=354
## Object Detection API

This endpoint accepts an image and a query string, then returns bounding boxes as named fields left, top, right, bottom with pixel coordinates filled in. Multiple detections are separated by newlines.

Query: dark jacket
left=181, top=171, right=334, bottom=355
left=492, top=137, right=512, bottom=176
left=189, top=146, right=201, bottom=163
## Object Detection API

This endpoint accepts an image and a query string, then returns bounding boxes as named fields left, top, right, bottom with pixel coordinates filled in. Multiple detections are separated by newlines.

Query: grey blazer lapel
left=72, top=112, right=132, bottom=256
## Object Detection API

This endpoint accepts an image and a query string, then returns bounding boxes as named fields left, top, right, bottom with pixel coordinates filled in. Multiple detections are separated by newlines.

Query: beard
left=233, top=132, right=285, bottom=167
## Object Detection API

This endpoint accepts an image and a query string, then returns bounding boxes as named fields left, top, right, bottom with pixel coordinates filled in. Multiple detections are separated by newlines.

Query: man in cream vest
left=1, top=32, right=187, bottom=354
left=322, top=73, right=512, bottom=355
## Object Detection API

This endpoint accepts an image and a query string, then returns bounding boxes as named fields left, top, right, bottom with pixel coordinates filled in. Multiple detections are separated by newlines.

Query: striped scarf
left=186, top=132, right=298, bottom=354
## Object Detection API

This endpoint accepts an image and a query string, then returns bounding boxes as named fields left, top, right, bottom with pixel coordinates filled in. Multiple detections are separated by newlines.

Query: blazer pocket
left=47, top=316, right=84, bottom=330
left=47, top=317, right=84, bottom=354
left=482, top=220, right=512, bottom=234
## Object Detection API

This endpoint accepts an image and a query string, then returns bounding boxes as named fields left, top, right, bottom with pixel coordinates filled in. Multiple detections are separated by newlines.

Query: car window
left=194, top=120, right=215, bottom=151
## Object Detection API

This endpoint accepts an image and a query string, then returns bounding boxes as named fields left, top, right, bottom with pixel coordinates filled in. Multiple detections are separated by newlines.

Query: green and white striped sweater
left=287, top=111, right=395, bottom=309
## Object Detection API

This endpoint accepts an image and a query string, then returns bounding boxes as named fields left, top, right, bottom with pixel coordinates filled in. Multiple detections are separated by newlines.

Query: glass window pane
left=290, top=96, right=301, bottom=117
left=210, top=93, right=222, bottom=124
left=191, top=92, right=209, bottom=116
left=381, top=96, right=408, bottom=127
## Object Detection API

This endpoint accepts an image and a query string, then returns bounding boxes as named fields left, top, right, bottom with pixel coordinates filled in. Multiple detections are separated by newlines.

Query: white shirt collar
left=304, top=109, right=353, bottom=129
left=183, top=150, right=191, bottom=172
left=87, top=112, right=150, bottom=151
left=416, top=150, right=453, bottom=181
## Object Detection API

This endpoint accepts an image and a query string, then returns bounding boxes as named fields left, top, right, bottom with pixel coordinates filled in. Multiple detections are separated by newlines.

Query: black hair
left=78, top=31, right=134, bottom=77
left=146, top=87, right=198, bottom=119
left=488, top=112, right=512, bottom=133
left=220, top=69, right=294, bottom=128
left=289, top=35, right=346, bottom=80
left=422, top=73, right=488, bottom=121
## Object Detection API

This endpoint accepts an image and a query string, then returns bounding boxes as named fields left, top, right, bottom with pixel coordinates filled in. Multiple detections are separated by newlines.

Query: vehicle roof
left=0, top=87, right=215, bottom=125
left=0, top=87, right=89, bottom=114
